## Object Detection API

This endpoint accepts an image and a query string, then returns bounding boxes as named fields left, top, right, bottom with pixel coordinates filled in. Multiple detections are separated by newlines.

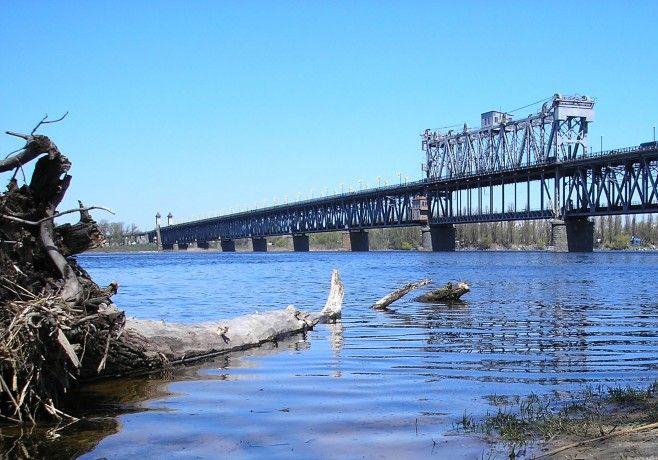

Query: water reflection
left=327, top=319, right=344, bottom=355
left=327, top=319, right=344, bottom=378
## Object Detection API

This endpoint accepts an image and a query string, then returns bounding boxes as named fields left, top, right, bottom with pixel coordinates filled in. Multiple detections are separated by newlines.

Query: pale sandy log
left=372, top=278, right=431, bottom=310
left=317, top=269, right=344, bottom=321
left=98, top=270, right=345, bottom=377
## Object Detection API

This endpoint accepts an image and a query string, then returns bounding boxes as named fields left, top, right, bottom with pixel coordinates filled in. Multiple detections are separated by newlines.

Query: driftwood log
left=0, top=128, right=344, bottom=422
left=415, top=282, right=470, bottom=303
left=97, top=270, right=343, bottom=378
left=372, top=278, right=431, bottom=310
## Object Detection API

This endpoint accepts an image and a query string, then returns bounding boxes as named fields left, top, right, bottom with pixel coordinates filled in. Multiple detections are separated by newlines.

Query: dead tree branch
left=0, top=206, right=114, bottom=226
left=372, top=278, right=431, bottom=310
left=30, top=112, right=69, bottom=135
left=0, top=134, right=60, bottom=173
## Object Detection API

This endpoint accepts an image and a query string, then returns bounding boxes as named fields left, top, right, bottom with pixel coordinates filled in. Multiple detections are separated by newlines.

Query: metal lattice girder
left=153, top=146, right=658, bottom=245
left=422, top=94, right=595, bottom=179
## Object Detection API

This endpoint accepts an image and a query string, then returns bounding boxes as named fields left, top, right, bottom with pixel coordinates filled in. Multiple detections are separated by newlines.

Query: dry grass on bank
left=456, top=382, right=658, bottom=459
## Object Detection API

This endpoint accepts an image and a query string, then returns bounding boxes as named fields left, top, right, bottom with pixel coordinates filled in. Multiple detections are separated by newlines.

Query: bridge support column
left=292, top=234, right=310, bottom=252
left=346, top=230, right=369, bottom=252
left=551, top=218, right=594, bottom=252
left=252, top=237, right=267, bottom=252
left=220, top=239, right=235, bottom=252
left=422, top=224, right=455, bottom=251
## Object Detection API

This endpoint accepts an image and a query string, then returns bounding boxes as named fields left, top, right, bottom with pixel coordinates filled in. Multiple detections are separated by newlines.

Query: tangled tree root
left=0, top=296, right=125, bottom=423
left=0, top=124, right=120, bottom=423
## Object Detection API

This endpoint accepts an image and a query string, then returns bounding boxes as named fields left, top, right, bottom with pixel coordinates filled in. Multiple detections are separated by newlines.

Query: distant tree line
left=96, top=214, right=658, bottom=251
left=97, top=220, right=140, bottom=246
left=595, top=215, right=658, bottom=250
left=456, top=215, right=658, bottom=250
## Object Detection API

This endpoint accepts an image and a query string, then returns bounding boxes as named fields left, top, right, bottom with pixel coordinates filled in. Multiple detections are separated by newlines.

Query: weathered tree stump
left=415, top=282, right=470, bottom=303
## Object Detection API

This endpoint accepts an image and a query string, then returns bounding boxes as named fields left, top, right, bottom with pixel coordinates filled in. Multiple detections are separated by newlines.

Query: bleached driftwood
left=372, top=278, right=431, bottom=310
left=98, top=270, right=345, bottom=377
left=415, top=282, right=470, bottom=303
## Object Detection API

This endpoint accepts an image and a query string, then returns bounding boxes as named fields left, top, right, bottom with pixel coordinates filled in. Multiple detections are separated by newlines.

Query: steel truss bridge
left=151, top=146, right=658, bottom=246
left=148, top=95, right=658, bottom=249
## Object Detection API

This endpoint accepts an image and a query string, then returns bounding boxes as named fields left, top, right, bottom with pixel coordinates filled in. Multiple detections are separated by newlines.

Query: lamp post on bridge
left=155, top=212, right=163, bottom=251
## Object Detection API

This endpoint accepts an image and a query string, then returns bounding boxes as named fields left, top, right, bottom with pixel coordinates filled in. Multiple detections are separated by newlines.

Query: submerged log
left=372, top=278, right=431, bottom=310
left=97, top=270, right=344, bottom=378
left=415, top=282, right=470, bottom=303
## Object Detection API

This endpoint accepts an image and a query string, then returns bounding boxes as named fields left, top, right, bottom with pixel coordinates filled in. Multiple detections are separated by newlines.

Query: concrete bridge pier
left=292, top=234, right=310, bottom=252
left=252, top=237, right=268, bottom=252
left=343, top=230, right=369, bottom=252
left=551, top=218, right=594, bottom=252
left=220, top=239, right=235, bottom=252
left=422, top=224, right=456, bottom=251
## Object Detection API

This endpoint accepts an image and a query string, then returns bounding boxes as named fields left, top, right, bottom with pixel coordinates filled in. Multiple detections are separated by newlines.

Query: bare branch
left=5, top=131, right=30, bottom=140
left=0, top=134, right=60, bottom=173
left=50, top=206, right=115, bottom=222
left=3, top=146, right=25, bottom=160
left=31, top=112, right=69, bottom=135
left=372, top=278, right=431, bottom=310
left=0, top=206, right=114, bottom=226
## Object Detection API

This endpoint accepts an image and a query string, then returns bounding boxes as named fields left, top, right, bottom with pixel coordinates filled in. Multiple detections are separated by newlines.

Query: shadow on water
left=0, top=333, right=310, bottom=459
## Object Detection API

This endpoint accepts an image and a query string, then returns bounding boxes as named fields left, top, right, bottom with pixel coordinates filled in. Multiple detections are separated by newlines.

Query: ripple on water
left=66, top=251, right=658, bottom=458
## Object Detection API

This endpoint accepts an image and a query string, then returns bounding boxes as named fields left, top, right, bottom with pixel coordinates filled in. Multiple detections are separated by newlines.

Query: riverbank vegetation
left=456, top=215, right=658, bottom=250
left=457, top=382, right=658, bottom=458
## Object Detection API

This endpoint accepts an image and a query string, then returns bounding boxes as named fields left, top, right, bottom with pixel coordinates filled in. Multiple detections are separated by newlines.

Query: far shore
left=87, top=244, right=658, bottom=254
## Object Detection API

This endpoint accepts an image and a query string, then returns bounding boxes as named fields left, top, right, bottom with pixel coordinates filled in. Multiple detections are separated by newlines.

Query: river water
left=7, top=251, right=658, bottom=458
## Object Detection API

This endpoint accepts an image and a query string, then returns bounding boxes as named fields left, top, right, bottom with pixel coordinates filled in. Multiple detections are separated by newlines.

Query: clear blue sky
left=1, top=1, right=657, bottom=229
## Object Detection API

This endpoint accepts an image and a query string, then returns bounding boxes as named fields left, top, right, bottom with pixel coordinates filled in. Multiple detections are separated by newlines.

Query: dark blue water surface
left=75, top=251, right=658, bottom=459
